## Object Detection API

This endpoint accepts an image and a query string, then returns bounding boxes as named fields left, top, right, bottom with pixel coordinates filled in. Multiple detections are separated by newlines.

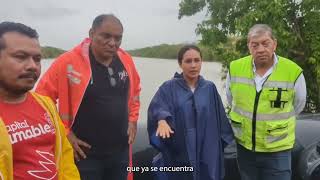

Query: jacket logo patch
left=67, top=64, right=82, bottom=84
left=118, top=70, right=128, bottom=82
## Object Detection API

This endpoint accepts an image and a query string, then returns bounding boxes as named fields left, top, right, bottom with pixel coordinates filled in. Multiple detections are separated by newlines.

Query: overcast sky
left=1, top=0, right=206, bottom=50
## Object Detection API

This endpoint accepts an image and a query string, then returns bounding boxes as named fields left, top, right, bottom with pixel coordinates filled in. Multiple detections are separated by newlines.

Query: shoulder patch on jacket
left=67, top=64, right=82, bottom=84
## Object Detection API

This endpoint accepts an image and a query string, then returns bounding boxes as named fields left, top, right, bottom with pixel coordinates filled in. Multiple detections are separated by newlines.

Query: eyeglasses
left=107, top=67, right=117, bottom=87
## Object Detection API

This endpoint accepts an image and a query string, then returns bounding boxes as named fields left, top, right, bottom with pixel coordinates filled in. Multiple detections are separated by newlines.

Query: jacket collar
left=173, top=72, right=205, bottom=91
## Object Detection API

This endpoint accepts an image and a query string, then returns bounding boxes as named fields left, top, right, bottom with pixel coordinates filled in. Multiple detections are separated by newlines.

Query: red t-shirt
left=0, top=93, right=58, bottom=180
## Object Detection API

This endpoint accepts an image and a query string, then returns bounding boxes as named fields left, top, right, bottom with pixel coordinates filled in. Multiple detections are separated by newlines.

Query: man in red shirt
left=0, top=22, right=79, bottom=180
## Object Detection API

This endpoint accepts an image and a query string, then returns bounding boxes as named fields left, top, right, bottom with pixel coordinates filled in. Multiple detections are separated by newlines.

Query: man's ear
left=89, top=28, right=93, bottom=39
left=273, top=39, right=278, bottom=52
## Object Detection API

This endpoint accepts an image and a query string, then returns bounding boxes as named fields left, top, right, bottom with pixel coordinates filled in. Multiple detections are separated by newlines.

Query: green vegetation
left=41, top=46, right=65, bottom=59
left=128, top=43, right=215, bottom=61
left=179, top=0, right=320, bottom=113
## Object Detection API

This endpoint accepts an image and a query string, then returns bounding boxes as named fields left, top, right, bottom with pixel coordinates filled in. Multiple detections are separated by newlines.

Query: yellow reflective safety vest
left=229, top=55, right=302, bottom=152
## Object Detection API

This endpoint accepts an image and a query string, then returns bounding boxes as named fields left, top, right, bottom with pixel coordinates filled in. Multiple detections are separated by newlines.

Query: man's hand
left=67, top=131, right=91, bottom=161
left=156, top=120, right=174, bottom=139
left=127, top=121, right=137, bottom=144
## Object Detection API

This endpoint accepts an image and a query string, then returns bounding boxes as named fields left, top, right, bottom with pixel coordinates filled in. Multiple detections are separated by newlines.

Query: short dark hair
left=0, top=21, right=38, bottom=51
left=247, top=24, right=275, bottom=42
left=91, top=14, right=123, bottom=30
left=177, top=44, right=202, bottom=64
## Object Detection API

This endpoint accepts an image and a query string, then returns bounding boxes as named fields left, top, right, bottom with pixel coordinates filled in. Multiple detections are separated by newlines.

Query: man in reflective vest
left=226, top=24, right=306, bottom=180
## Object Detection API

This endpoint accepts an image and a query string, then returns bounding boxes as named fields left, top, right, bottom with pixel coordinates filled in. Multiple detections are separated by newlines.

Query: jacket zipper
left=71, top=61, right=92, bottom=129
left=251, top=72, right=271, bottom=151
left=252, top=90, right=261, bottom=151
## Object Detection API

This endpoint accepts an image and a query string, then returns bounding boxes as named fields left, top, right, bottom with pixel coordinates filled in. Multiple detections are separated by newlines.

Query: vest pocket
left=264, top=121, right=289, bottom=148
left=267, top=89, right=292, bottom=109
left=230, top=118, right=244, bottom=143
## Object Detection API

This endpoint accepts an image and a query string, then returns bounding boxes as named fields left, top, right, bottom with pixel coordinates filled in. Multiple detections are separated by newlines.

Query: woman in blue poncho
left=147, top=45, right=234, bottom=180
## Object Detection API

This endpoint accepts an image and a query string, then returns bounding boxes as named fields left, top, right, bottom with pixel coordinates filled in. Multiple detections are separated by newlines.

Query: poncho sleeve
left=147, top=82, right=175, bottom=152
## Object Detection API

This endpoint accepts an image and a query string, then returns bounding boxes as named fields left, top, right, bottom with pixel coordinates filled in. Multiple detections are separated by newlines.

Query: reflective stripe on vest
left=233, top=106, right=295, bottom=121
left=230, top=77, right=295, bottom=89
left=230, top=77, right=255, bottom=86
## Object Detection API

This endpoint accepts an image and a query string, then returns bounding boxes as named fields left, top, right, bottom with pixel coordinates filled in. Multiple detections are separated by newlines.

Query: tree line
left=41, top=46, right=65, bottom=59
left=128, top=43, right=216, bottom=62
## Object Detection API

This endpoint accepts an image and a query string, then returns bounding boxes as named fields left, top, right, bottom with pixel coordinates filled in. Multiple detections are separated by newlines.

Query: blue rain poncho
left=148, top=73, right=234, bottom=180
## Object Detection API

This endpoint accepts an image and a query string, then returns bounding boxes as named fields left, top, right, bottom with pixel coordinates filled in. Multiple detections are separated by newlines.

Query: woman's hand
left=156, top=120, right=174, bottom=138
